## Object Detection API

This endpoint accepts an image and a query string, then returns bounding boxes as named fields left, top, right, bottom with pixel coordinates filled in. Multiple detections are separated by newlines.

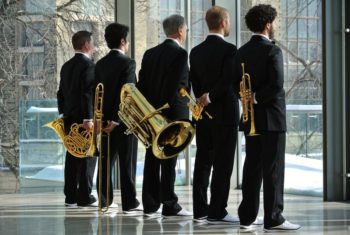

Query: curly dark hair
left=245, top=4, right=277, bottom=33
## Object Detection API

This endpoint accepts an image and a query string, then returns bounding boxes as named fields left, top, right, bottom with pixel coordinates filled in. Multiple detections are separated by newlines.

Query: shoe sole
left=123, top=210, right=143, bottom=214
left=264, top=227, right=301, bottom=232
left=207, top=220, right=240, bottom=225
left=193, top=219, right=207, bottom=223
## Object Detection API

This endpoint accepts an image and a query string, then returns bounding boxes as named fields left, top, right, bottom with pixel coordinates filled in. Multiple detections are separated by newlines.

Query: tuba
left=239, top=63, right=259, bottom=136
left=118, top=83, right=195, bottom=159
left=44, top=83, right=104, bottom=158
left=179, top=87, right=212, bottom=121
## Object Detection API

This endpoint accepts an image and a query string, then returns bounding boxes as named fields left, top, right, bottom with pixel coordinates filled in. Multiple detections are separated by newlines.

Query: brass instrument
left=91, top=83, right=110, bottom=213
left=179, top=87, right=212, bottom=121
left=45, top=119, right=94, bottom=157
left=239, top=63, right=259, bottom=136
left=44, top=83, right=104, bottom=158
left=118, top=83, right=195, bottom=159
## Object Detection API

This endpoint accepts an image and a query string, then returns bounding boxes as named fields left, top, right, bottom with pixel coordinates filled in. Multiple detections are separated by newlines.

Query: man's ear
left=83, top=41, right=90, bottom=51
left=220, top=19, right=225, bottom=28
left=266, top=22, right=271, bottom=31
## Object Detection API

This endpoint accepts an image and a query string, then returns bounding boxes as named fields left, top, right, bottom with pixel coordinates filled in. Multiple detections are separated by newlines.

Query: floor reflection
left=0, top=188, right=350, bottom=235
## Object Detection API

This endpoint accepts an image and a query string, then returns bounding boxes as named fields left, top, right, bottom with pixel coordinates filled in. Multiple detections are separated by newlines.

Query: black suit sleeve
left=137, top=51, right=148, bottom=93
left=208, top=49, right=236, bottom=103
left=122, top=59, right=137, bottom=84
left=57, top=66, right=66, bottom=115
left=255, top=46, right=284, bottom=104
left=113, top=59, right=136, bottom=123
left=189, top=53, right=202, bottom=99
left=166, top=49, right=188, bottom=104
left=80, top=62, right=95, bottom=119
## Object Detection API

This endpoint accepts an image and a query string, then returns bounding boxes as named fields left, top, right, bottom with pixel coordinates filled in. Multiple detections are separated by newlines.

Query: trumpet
left=239, top=63, right=259, bottom=136
left=179, top=87, right=212, bottom=121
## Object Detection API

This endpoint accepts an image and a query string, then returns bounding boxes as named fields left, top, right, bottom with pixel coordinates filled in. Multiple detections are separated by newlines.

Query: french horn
left=44, top=83, right=104, bottom=158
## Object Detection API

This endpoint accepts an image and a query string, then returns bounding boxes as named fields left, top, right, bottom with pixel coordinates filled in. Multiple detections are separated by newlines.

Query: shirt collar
left=111, top=48, right=125, bottom=55
left=207, top=33, right=225, bottom=40
left=166, top=37, right=181, bottom=47
left=75, top=51, right=91, bottom=59
left=252, top=33, right=271, bottom=41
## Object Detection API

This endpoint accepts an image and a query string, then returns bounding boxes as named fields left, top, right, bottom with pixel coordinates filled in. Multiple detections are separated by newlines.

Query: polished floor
left=0, top=187, right=350, bottom=235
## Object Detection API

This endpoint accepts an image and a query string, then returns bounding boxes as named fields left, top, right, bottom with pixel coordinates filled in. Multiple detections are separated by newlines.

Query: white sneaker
left=264, top=220, right=301, bottom=231
left=144, top=208, right=162, bottom=217
left=176, top=208, right=193, bottom=216
left=87, top=201, right=99, bottom=207
left=207, top=214, right=240, bottom=225
left=252, top=217, right=263, bottom=225
left=193, top=216, right=207, bottom=223
left=65, top=203, right=78, bottom=209
left=123, top=204, right=144, bottom=214
left=109, top=202, right=118, bottom=208
left=240, top=218, right=263, bottom=231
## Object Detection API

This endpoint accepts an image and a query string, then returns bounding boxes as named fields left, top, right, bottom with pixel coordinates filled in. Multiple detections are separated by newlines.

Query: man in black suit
left=234, top=4, right=300, bottom=231
left=57, top=31, right=97, bottom=207
left=95, top=23, right=141, bottom=212
left=189, top=6, right=239, bottom=224
left=137, top=14, right=191, bottom=217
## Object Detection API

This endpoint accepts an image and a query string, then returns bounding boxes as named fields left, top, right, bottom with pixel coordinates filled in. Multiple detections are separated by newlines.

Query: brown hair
left=205, top=6, right=229, bottom=30
left=72, top=31, right=92, bottom=50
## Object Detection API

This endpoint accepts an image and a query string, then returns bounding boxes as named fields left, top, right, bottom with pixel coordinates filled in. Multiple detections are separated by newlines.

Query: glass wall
left=19, top=100, right=64, bottom=192
left=0, top=0, right=324, bottom=196
left=239, top=0, right=323, bottom=196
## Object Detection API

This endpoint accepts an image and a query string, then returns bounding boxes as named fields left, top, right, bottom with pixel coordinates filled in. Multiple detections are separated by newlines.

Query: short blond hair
left=205, top=6, right=229, bottom=30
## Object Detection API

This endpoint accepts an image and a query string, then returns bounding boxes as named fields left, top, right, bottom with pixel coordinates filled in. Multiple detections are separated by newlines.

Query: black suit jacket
left=234, top=35, right=286, bottom=132
left=137, top=39, right=189, bottom=120
left=95, top=50, right=137, bottom=123
left=189, top=35, right=239, bottom=125
left=57, top=53, right=95, bottom=123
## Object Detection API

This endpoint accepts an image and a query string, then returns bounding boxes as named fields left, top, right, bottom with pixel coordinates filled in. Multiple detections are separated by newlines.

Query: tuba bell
left=44, top=83, right=104, bottom=158
left=239, top=63, right=259, bottom=136
left=118, top=83, right=195, bottom=159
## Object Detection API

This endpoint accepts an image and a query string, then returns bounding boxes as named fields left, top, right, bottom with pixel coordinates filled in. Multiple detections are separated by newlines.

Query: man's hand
left=83, top=120, right=94, bottom=131
left=103, top=121, right=118, bottom=134
left=198, top=93, right=210, bottom=107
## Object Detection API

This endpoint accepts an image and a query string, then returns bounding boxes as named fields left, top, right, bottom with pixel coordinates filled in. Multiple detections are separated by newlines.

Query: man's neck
left=253, top=32, right=270, bottom=41
left=166, top=37, right=182, bottom=46
left=111, top=48, right=125, bottom=54
left=208, top=32, right=224, bottom=39
left=209, top=29, right=224, bottom=36
left=75, top=51, right=91, bottom=59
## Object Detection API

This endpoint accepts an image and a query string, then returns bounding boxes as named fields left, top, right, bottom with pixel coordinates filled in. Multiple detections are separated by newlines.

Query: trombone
left=239, top=63, right=259, bottom=136
left=93, top=83, right=111, bottom=213
left=179, top=87, right=212, bottom=121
